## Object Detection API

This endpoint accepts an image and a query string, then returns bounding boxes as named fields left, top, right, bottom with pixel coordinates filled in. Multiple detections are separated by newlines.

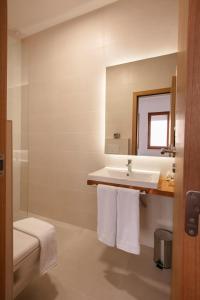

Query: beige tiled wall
left=23, top=0, right=178, bottom=232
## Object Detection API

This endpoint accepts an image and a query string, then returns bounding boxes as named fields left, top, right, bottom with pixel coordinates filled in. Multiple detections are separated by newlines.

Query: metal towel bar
left=91, top=182, right=147, bottom=207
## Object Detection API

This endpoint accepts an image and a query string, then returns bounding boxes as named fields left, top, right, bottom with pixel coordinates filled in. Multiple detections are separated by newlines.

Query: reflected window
left=148, top=112, right=169, bottom=148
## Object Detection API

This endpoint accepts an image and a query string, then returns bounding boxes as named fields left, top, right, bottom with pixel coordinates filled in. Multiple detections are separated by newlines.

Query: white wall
left=22, top=0, right=178, bottom=242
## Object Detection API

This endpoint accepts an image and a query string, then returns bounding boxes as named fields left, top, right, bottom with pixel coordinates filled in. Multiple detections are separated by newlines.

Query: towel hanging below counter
left=97, top=185, right=117, bottom=247
left=117, top=188, right=140, bottom=254
left=97, top=185, right=140, bottom=255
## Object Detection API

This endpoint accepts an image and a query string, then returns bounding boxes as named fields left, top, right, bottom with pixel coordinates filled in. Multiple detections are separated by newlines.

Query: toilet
left=13, top=229, right=40, bottom=298
left=13, top=217, right=57, bottom=298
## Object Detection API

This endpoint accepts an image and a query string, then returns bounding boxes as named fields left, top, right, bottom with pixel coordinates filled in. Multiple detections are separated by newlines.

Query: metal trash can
left=154, top=228, right=173, bottom=269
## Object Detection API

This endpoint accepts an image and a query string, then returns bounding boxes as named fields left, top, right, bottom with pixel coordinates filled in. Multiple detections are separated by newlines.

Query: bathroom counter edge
left=87, top=177, right=174, bottom=198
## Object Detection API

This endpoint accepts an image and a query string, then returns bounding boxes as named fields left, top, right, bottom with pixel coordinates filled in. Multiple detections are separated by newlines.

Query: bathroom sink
left=88, top=167, right=160, bottom=189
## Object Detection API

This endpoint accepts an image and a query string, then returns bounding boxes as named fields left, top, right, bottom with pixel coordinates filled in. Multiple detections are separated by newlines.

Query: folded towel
left=14, top=217, right=57, bottom=274
left=117, top=188, right=140, bottom=255
left=97, top=185, right=117, bottom=247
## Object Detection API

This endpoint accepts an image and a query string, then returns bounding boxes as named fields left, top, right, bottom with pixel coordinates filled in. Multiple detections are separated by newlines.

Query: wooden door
left=172, top=0, right=200, bottom=299
left=0, top=0, right=8, bottom=297
left=0, top=0, right=13, bottom=299
left=170, top=76, right=176, bottom=146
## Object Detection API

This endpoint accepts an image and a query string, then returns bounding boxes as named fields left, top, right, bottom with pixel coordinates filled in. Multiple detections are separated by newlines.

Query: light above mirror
left=105, top=53, right=177, bottom=157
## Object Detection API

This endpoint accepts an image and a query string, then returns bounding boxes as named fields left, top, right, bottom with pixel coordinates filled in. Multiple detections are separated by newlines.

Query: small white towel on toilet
left=14, top=217, right=57, bottom=274
left=117, top=188, right=140, bottom=255
left=97, top=185, right=117, bottom=247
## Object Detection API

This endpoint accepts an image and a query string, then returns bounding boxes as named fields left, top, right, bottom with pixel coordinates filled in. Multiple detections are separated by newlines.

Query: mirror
left=105, top=53, right=177, bottom=156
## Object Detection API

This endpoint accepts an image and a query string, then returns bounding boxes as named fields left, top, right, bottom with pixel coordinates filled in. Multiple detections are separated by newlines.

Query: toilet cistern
left=126, top=159, right=132, bottom=176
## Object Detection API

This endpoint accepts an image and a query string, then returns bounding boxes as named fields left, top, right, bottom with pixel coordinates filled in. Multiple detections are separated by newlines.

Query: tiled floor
left=16, top=219, right=171, bottom=300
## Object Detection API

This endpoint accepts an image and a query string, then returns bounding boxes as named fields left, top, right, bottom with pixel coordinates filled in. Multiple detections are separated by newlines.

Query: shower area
left=7, top=34, right=29, bottom=221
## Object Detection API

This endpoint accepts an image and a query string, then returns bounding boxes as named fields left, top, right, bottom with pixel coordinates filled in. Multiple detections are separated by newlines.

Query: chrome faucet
left=126, top=159, right=132, bottom=176
left=160, top=145, right=176, bottom=157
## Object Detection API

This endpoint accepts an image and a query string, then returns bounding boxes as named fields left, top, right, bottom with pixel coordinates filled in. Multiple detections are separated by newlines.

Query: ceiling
left=8, top=0, right=118, bottom=38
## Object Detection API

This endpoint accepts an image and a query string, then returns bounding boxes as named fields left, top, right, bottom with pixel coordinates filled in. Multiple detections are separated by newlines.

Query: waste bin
left=154, top=228, right=173, bottom=269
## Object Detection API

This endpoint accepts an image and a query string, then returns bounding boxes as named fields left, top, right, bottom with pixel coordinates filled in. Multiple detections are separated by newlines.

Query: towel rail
left=88, top=181, right=147, bottom=207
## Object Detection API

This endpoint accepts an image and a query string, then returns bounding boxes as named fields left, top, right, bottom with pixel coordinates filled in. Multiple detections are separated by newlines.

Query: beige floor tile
left=16, top=219, right=171, bottom=300
left=16, top=274, right=94, bottom=300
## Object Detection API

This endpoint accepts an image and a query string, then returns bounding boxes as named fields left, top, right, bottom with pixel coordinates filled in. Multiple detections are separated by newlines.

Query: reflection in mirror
left=148, top=112, right=169, bottom=149
left=105, top=53, right=177, bottom=156
left=135, top=89, right=171, bottom=156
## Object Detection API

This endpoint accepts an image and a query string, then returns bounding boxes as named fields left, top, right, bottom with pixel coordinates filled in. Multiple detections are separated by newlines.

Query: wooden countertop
left=87, top=176, right=175, bottom=198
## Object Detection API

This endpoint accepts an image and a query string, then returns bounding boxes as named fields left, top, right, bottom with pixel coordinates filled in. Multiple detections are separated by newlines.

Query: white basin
left=88, top=167, right=160, bottom=189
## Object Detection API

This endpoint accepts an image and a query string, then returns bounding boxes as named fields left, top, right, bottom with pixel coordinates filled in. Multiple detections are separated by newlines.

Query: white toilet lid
left=13, top=229, right=40, bottom=267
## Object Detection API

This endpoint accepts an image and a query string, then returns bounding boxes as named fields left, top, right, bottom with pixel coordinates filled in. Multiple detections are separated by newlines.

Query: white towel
left=97, top=185, right=117, bottom=247
left=117, top=188, right=140, bottom=255
left=14, top=217, right=57, bottom=274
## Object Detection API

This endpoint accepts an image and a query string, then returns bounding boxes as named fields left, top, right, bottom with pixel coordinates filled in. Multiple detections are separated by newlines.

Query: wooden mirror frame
left=132, top=86, right=176, bottom=155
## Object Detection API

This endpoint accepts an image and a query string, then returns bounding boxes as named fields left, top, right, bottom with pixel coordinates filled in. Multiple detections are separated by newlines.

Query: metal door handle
left=185, top=191, right=200, bottom=237
left=0, top=154, right=4, bottom=176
